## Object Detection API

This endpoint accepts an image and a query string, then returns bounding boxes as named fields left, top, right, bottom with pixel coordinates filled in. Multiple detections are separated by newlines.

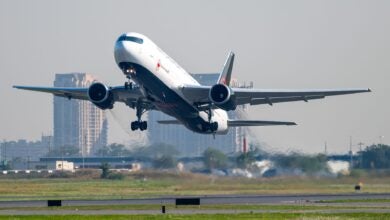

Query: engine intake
left=209, top=84, right=236, bottom=111
left=88, top=82, right=114, bottom=110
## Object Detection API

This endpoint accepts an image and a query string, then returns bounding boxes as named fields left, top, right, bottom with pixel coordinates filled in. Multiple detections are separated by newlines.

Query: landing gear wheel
left=130, top=99, right=149, bottom=132
left=140, top=121, right=147, bottom=131
left=211, top=122, right=218, bottom=132
left=130, top=121, right=147, bottom=131
left=131, top=121, right=139, bottom=131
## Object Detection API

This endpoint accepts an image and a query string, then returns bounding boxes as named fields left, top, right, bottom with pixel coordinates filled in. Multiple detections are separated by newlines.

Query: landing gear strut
left=124, top=74, right=133, bottom=90
left=205, top=105, right=218, bottom=132
left=130, top=100, right=148, bottom=131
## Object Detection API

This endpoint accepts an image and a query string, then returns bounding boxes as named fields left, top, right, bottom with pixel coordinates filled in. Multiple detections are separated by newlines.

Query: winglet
left=217, top=51, right=235, bottom=86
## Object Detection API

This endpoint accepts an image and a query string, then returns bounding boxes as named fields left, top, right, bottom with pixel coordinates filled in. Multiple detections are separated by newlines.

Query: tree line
left=44, top=143, right=390, bottom=171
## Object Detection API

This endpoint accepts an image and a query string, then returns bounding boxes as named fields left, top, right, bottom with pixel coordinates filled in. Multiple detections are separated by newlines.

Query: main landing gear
left=202, top=121, right=218, bottom=132
left=131, top=100, right=148, bottom=131
left=131, top=120, right=147, bottom=131
left=204, top=106, right=218, bottom=132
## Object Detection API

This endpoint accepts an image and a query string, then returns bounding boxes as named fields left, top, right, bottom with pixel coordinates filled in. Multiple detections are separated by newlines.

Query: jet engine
left=87, top=82, right=114, bottom=110
left=209, top=84, right=236, bottom=111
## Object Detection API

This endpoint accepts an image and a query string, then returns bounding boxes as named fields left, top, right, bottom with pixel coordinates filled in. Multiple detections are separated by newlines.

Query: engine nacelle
left=87, top=82, right=114, bottom=110
left=209, top=84, right=237, bottom=111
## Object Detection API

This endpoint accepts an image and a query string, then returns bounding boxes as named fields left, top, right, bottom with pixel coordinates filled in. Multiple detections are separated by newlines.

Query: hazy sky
left=0, top=0, right=389, bottom=153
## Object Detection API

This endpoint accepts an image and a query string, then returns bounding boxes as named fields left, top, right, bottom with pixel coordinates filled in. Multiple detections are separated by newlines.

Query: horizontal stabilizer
left=228, top=120, right=297, bottom=127
left=157, top=120, right=182, bottom=125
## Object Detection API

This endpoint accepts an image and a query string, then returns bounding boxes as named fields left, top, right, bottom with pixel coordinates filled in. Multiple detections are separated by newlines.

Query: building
left=53, top=73, right=107, bottom=156
left=147, top=73, right=250, bottom=156
left=55, top=161, right=74, bottom=171
left=0, top=135, right=53, bottom=162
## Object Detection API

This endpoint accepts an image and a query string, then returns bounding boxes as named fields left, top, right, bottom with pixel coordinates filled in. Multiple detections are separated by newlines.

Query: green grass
left=0, top=213, right=389, bottom=220
left=0, top=171, right=389, bottom=201
left=0, top=171, right=388, bottom=219
left=1, top=204, right=380, bottom=211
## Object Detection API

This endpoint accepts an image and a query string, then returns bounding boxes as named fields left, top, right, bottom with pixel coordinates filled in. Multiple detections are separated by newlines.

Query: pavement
left=0, top=193, right=389, bottom=215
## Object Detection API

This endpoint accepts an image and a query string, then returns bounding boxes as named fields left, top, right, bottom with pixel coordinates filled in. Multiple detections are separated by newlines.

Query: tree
left=99, top=162, right=124, bottom=180
left=236, top=151, right=256, bottom=169
left=203, top=147, right=228, bottom=171
left=0, top=161, right=11, bottom=170
left=47, top=145, right=80, bottom=157
left=100, top=163, right=111, bottom=179
left=274, top=153, right=328, bottom=174
left=132, top=143, right=180, bottom=158
left=152, top=155, right=177, bottom=169
left=96, top=143, right=131, bottom=157
left=97, top=146, right=110, bottom=156
left=361, top=144, right=390, bottom=169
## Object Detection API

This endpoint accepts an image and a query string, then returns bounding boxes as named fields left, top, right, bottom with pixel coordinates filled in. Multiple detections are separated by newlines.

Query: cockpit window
left=117, top=35, right=144, bottom=44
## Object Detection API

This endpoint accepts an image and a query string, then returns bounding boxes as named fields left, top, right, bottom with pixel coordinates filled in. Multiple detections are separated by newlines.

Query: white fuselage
left=114, top=32, right=228, bottom=134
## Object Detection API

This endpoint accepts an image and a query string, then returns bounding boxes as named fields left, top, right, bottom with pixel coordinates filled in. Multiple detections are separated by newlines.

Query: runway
left=1, top=208, right=390, bottom=216
left=0, top=193, right=390, bottom=215
left=0, top=193, right=389, bottom=208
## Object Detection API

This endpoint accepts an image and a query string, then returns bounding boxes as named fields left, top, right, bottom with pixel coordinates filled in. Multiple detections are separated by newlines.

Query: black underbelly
left=119, top=62, right=208, bottom=133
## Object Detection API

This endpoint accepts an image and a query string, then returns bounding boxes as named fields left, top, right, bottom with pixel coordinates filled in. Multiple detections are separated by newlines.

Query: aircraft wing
left=228, top=120, right=296, bottom=126
left=13, top=86, right=91, bottom=100
left=157, top=120, right=182, bottom=125
left=233, top=88, right=371, bottom=106
left=181, top=86, right=371, bottom=106
left=13, top=85, right=146, bottom=106
left=157, top=119, right=296, bottom=127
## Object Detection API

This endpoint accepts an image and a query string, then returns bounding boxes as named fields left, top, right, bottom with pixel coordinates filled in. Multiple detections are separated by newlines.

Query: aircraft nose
left=114, top=41, right=135, bottom=69
left=114, top=41, right=127, bottom=61
left=114, top=41, right=138, bottom=76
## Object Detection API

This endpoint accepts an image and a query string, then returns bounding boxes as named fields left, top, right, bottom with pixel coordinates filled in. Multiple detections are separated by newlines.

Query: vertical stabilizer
left=217, top=51, right=235, bottom=86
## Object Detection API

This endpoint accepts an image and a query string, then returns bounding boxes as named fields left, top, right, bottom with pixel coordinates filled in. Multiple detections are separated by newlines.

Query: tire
left=211, top=122, right=218, bottom=132
left=131, top=121, right=139, bottom=131
left=140, top=121, right=147, bottom=131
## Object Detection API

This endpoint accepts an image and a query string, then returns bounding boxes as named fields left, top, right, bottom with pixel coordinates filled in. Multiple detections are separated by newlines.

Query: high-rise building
left=53, top=73, right=107, bottom=156
left=147, top=73, right=249, bottom=156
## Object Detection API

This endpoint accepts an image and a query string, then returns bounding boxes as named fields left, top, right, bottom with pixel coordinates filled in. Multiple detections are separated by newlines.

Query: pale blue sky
left=0, top=0, right=388, bottom=153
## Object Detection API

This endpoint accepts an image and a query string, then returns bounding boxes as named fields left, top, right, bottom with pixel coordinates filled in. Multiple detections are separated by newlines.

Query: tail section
left=217, top=51, right=235, bottom=86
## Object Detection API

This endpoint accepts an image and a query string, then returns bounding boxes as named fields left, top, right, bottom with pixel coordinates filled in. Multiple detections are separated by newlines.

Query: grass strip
left=0, top=204, right=386, bottom=211
left=0, top=213, right=390, bottom=220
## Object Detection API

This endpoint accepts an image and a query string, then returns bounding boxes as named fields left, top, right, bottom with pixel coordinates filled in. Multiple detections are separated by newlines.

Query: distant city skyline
left=53, top=73, right=107, bottom=155
left=1, top=0, right=389, bottom=154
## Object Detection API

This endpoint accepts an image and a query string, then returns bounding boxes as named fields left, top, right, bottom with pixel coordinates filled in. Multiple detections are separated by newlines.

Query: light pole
left=379, top=136, right=384, bottom=145
left=61, top=147, right=64, bottom=172
left=349, top=136, right=353, bottom=168
left=46, top=137, right=51, bottom=170
left=4, top=141, right=6, bottom=163
left=357, top=142, right=364, bottom=169
left=1, top=139, right=4, bottom=162
left=82, top=134, right=86, bottom=169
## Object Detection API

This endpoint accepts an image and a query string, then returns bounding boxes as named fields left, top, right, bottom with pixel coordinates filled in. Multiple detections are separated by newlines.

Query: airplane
left=14, top=32, right=371, bottom=135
